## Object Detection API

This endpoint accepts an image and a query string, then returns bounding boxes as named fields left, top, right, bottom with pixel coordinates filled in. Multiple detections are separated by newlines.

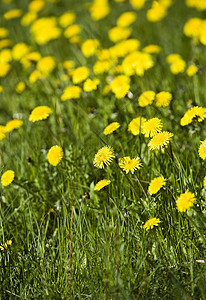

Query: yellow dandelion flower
left=37, top=56, right=56, bottom=76
left=0, top=62, right=10, bottom=77
left=1, top=170, right=15, bottom=187
left=93, top=146, right=115, bottom=169
left=143, top=217, right=161, bottom=230
left=28, top=0, right=45, bottom=12
left=119, top=156, right=142, bottom=174
left=61, top=86, right=82, bottom=101
left=88, top=0, right=110, bottom=21
left=47, top=145, right=63, bottom=166
left=21, top=12, right=37, bottom=26
left=110, top=75, right=130, bottom=99
left=155, top=91, right=172, bottom=107
left=12, top=43, right=30, bottom=61
left=166, top=53, right=182, bottom=64
left=148, top=177, right=166, bottom=194
left=4, top=9, right=22, bottom=20
left=83, top=78, right=100, bottom=92
left=186, top=65, right=198, bottom=76
left=4, top=120, right=23, bottom=133
left=180, top=106, right=206, bottom=126
left=142, top=44, right=161, bottom=53
left=72, top=66, right=90, bottom=84
left=64, top=24, right=81, bottom=38
left=117, top=11, right=136, bottom=28
left=142, top=118, right=163, bottom=137
left=128, top=117, right=146, bottom=135
left=130, top=0, right=146, bottom=9
left=138, top=91, right=155, bottom=107
left=0, top=49, right=12, bottom=63
left=0, top=28, right=8, bottom=39
left=15, top=81, right=26, bottom=94
left=29, top=70, right=42, bottom=83
left=176, top=190, right=196, bottom=212
left=59, top=11, right=76, bottom=28
left=199, top=140, right=206, bottom=160
left=103, top=122, right=120, bottom=135
left=29, top=106, right=52, bottom=122
left=109, top=26, right=131, bottom=43
left=170, top=59, right=186, bottom=74
left=94, top=179, right=111, bottom=191
left=0, top=126, right=6, bottom=140
left=81, top=39, right=100, bottom=57
left=147, top=5, right=167, bottom=23
left=148, top=131, right=173, bottom=151
left=0, top=39, right=12, bottom=50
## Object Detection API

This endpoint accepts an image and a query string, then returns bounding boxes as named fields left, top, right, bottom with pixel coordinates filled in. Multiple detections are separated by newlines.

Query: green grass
left=1, top=0, right=206, bottom=299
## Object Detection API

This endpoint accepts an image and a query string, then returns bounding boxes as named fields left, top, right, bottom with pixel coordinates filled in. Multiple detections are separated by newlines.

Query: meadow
left=1, top=0, right=206, bottom=298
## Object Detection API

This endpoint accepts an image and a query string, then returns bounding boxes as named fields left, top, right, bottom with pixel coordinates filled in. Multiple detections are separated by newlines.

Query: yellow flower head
left=0, top=126, right=6, bottom=140
left=0, top=28, right=8, bottom=39
left=93, top=146, right=115, bottom=169
left=199, top=140, right=206, bottom=160
left=144, top=217, right=161, bottom=230
left=28, top=0, right=45, bottom=12
left=29, top=106, right=52, bottom=122
left=12, top=43, right=30, bottom=61
left=148, top=131, right=173, bottom=151
left=110, top=75, right=130, bottom=98
left=176, top=190, right=196, bottom=212
left=21, top=12, right=37, bottom=26
left=170, top=59, right=186, bottom=74
left=142, top=118, right=163, bottom=137
left=128, top=117, right=146, bottom=135
left=4, top=120, right=23, bottom=133
left=72, top=66, right=89, bottom=84
left=180, top=106, right=206, bottom=126
left=29, top=70, right=42, bottom=83
left=37, top=56, right=56, bottom=76
left=88, top=0, right=110, bottom=21
left=15, top=81, right=26, bottom=94
left=104, top=122, right=120, bottom=135
left=119, top=156, right=142, bottom=174
left=59, top=11, right=76, bottom=27
left=83, top=78, right=100, bottom=92
left=94, top=179, right=111, bottom=191
left=155, top=91, right=172, bottom=107
left=0, top=63, right=11, bottom=77
left=186, top=65, right=198, bottom=76
left=0, top=49, right=12, bottom=63
left=138, top=91, right=155, bottom=107
left=143, top=44, right=161, bottom=53
left=81, top=39, right=100, bottom=57
left=117, top=11, right=137, bottom=28
left=130, top=0, right=146, bottom=9
left=109, top=26, right=131, bottom=43
left=61, top=86, right=82, bottom=101
left=1, top=170, right=15, bottom=186
left=148, top=177, right=166, bottom=194
left=4, top=9, right=22, bottom=20
left=64, top=24, right=81, bottom=38
left=47, top=145, right=63, bottom=166
left=122, top=51, right=154, bottom=76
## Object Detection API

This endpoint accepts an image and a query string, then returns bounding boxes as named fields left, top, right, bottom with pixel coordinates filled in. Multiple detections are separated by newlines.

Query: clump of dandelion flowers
left=94, top=179, right=111, bottom=191
left=1, top=170, right=15, bottom=187
left=119, top=156, right=142, bottom=174
left=142, top=118, right=163, bottom=137
left=103, top=122, right=120, bottom=135
left=47, top=146, right=64, bottom=166
left=198, top=140, right=206, bottom=160
left=93, top=146, right=115, bottom=169
left=181, top=106, right=206, bottom=126
left=148, top=131, right=173, bottom=151
left=176, top=190, right=196, bottom=212
left=144, top=218, right=161, bottom=231
left=29, top=106, right=52, bottom=122
left=148, top=177, right=166, bottom=194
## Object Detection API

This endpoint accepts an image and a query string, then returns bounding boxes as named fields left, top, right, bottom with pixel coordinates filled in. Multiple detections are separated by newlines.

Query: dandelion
left=199, top=140, right=206, bottom=160
left=103, top=122, right=120, bottom=135
left=148, top=131, right=173, bottom=151
left=12, top=43, right=30, bottom=61
left=4, top=120, right=23, bottom=133
left=155, top=91, right=172, bottom=107
left=138, top=91, right=155, bottom=107
left=0, top=62, right=11, bottom=77
left=144, top=217, right=161, bottom=230
left=143, top=44, right=161, bottom=53
left=64, top=24, right=81, bottom=38
left=59, top=11, right=76, bottom=27
left=28, top=0, right=45, bottom=12
left=61, top=86, right=82, bottom=101
left=72, top=66, right=90, bottom=84
left=37, top=56, right=56, bottom=76
left=83, top=78, right=99, bottom=92
left=15, top=81, right=26, bottom=94
left=47, top=145, right=64, bottom=166
left=94, top=179, right=111, bottom=191
left=176, top=190, right=196, bottom=212
left=117, top=11, right=136, bottom=28
left=0, top=240, right=12, bottom=251
left=128, top=117, right=146, bottom=135
left=29, top=106, right=52, bottom=122
left=93, top=146, right=115, bottom=169
left=142, top=118, right=163, bottom=137
left=110, top=75, right=130, bottom=98
left=119, top=156, right=142, bottom=174
left=4, top=9, right=22, bottom=20
left=81, top=39, right=100, bottom=57
left=109, top=26, right=131, bottom=43
left=1, top=170, right=15, bottom=187
left=0, top=28, right=8, bottom=39
left=186, top=65, right=198, bottom=76
left=180, top=106, right=206, bottom=126
left=148, top=177, right=166, bottom=194
left=29, top=70, right=42, bottom=83
left=0, top=126, right=6, bottom=140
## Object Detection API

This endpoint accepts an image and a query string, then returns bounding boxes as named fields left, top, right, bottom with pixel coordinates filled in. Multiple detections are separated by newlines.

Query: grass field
left=1, top=0, right=206, bottom=298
